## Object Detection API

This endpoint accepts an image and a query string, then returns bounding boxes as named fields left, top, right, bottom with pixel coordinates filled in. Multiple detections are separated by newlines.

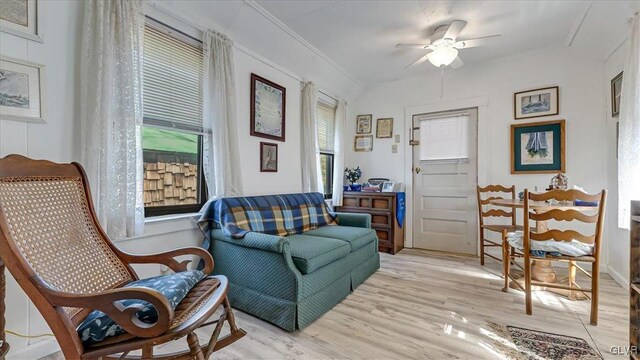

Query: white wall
left=345, top=46, right=614, bottom=271
left=604, top=39, right=630, bottom=287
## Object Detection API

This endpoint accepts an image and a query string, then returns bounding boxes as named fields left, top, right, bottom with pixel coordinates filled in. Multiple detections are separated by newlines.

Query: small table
left=0, top=258, right=8, bottom=358
left=489, top=199, right=595, bottom=300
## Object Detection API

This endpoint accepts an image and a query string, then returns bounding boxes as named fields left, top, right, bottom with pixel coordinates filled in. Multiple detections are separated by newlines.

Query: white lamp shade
left=427, top=47, right=458, bottom=67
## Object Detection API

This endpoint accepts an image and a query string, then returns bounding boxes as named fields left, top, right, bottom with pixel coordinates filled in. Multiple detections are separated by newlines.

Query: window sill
left=144, top=212, right=201, bottom=224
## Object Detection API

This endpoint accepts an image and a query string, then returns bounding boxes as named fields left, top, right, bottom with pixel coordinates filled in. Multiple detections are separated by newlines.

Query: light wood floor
left=41, top=249, right=627, bottom=359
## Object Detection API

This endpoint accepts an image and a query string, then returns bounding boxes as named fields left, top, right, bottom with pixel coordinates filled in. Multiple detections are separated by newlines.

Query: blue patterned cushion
left=77, top=270, right=205, bottom=345
left=198, top=192, right=336, bottom=239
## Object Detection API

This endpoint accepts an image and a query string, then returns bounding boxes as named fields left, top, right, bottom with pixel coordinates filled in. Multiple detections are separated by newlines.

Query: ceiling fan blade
left=444, top=20, right=467, bottom=41
left=404, top=51, right=433, bottom=69
left=395, top=43, right=430, bottom=49
left=453, top=34, right=501, bottom=49
left=450, top=56, right=464, bottom=69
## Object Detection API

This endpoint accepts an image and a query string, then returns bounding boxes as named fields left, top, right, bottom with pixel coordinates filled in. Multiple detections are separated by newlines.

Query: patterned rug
left=487, top=322, right=602, bottom=360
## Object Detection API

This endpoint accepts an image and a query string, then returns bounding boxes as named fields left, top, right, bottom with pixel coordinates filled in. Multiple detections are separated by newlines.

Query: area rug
left=487, top=322, right=602, bottom=360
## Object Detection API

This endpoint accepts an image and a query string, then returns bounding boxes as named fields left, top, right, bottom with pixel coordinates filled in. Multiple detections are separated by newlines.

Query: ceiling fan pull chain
left=440, top=66, right=445, bottom=100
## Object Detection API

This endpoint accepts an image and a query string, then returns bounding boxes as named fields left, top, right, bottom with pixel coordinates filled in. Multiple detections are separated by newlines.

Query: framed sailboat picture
left=514, top=86, right=559, bottom=120
left=511, top=119, right=565, bottom=174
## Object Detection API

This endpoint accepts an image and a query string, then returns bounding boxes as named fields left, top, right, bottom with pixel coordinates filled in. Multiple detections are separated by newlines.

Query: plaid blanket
left=198, top=192, right=336, bottom=242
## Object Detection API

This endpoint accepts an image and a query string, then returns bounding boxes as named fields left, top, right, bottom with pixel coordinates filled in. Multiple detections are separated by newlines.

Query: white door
left=412, top=109, right=478, bottom=255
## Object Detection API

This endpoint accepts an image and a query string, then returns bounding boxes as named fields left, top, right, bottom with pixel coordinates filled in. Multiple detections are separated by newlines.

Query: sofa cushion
left=77, top=270, right=205, bottom=345
left=304, top=225, right=376, bottom=252
left=287, top=235, right=350, bottom=274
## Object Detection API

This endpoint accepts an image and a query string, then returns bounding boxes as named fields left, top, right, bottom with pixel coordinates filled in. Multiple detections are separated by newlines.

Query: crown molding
left=242, top=0, right=364, bottom=90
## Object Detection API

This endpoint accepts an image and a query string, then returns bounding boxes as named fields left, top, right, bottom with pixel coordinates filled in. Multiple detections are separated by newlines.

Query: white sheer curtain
left=80, top=0, right=144, bottom=240
left=202, top=29, right=243, bottom=198
left=301, top=81, right=322, bottom=193
left=618, top=12, right=640, bottom=229
left=332, top=100, right=347, bottom=206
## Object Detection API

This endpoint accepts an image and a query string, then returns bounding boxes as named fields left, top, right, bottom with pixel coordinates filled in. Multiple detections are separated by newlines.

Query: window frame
left=320, top=152, right=334, bottom=199
left=142, top=17, right=207, bottom=218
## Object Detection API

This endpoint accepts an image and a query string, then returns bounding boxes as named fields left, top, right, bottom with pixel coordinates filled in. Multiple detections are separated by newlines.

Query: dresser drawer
left=371, top=213, right=392, bottom=228
left=371, top=197, right=392, bottom=211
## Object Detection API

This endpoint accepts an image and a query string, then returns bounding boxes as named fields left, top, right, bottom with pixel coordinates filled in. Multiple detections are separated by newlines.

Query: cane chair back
left=0, top=157, right=134, bottom=318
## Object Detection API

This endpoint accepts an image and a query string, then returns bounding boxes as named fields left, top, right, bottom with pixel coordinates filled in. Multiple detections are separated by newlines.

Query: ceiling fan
left=396, top=20, right=501, bottom=69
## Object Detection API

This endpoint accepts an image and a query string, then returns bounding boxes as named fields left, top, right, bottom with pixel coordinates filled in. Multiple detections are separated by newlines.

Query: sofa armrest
left=334, top=212, right=371, bottom=228
left=210, top=229, right=288, bottom=253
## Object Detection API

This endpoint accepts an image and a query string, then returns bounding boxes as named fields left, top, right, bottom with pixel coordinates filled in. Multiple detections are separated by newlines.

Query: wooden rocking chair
left=0, top=155, right=246, bottom=359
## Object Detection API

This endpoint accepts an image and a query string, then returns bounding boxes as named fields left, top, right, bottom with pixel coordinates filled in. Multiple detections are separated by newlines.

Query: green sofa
left=204, top=211, right=380, bottom=331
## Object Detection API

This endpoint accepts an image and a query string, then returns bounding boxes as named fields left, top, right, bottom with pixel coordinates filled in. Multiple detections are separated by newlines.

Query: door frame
left=403, top=96, right=489, bottom=249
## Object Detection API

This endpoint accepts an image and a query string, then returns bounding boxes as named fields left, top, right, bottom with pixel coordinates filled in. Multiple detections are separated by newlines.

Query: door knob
left=415, top=167, right=421, bottom=174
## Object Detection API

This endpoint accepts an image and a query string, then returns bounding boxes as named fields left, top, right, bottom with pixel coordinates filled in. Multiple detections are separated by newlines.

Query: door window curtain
left=301, top=82, right=322, bottom=193
left=202, top=29, right=243, bottom=198
left=80, top=0, right=144, bottom=240
left=618, top=13, right=640, bottom=229
left=332, top=100, right=347, bottom=206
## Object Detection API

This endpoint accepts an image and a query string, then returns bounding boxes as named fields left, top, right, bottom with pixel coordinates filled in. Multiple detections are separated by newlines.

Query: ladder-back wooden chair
left=518, top=188, right=606, bottom=326
left=0, top=155, right=246, bottom=359
left=477, top=185, right=521, bottom=269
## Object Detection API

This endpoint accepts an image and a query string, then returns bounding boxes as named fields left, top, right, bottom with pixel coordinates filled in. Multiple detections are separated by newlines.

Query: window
left=317, top=101, right=336, bottom=198
left=419, top=114, right=470, bottom=161
left=142, top=18, right=206, bottom=216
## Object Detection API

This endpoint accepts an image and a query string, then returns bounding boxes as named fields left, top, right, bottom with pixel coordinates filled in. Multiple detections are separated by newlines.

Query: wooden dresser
left=336, top=191, right=404, bottom=254
left=630, top=200, right=640, bottom=359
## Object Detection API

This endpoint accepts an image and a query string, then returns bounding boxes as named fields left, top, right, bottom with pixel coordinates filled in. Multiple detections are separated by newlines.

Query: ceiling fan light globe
left=427, top=47, right=458, bottom=67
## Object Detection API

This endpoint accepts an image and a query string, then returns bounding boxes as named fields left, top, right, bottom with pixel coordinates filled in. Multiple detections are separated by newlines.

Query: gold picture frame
left=356, top=114, right=372, bottom=134
left=376, top=118, right=393, bottom=138
left=354, top=135, right=373, bottom=152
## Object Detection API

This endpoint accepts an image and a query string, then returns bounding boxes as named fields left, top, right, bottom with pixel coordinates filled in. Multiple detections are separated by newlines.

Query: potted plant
left=345, top=166, right=363, bottom=191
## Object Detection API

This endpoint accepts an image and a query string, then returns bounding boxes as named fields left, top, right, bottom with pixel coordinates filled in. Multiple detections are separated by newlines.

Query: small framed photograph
left=0, top=56, right=45, bottom=123
left=251, top=73, right=286, bottom=142
left=376, top=118, right=393, bottom=138
left=514, top=86, right=559, bottom=120
left=611, top=71, right=623, bottom=117
left=511, top=119, right=565, bottom=174
left=356, top=114, right=372, bottom=134
left=260, top=142, right=278, bottom=172
left=381, top=181, right=395, bottom=192
left=0, top=0, right=43, bottom=42
left=354, top=135, right=373, bottom=152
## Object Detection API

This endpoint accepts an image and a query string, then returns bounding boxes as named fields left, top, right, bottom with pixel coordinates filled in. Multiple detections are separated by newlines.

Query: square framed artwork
left=611, top=71, right=623, bottom=117
left=514, top=86, right=559, bottom=120
left=0, top=0, right=42, bottom=42
left=511, top=119, right=565, bottom=174
left=356, top=114, right=372, bottom=134
left=260, top=142, right=278, bottom=172
left=0, top=56, right=45, bottom=123
left=251, top=73, right=286, bottom=142
left=354, top=135, right=373, bottom=152
left=376, top=117, right=393, bottom=138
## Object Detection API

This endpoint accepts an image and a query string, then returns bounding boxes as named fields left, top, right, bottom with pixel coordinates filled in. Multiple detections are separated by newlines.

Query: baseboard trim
left=608, top=265, right=628, bottom=289
left=7, top=339, right=59, bottom=360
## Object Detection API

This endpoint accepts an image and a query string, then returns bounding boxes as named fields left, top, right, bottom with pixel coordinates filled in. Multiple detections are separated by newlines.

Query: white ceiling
left=256, top=0, right=639, bottom=86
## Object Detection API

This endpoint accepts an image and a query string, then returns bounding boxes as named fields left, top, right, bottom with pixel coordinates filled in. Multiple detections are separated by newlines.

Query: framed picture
left=511, top=119, right=565, bottom=174
left=0, top=56, right=45, bottom=123
left=381, top=181, right=394, bottom=192
left=251, top=73, right=286, bottom=142
left=354, top=135, right=373, bottom=152
left=356, top=114, right=372, bottom=134
left=260, top=142, right=278, bottom=172
left=376, top=118, right=393, bottom=138
left=514, top=86, right=559, bottom=120
left=0, top=0, right=42, bottom=42
left=611, top=71, right=623, bottom=117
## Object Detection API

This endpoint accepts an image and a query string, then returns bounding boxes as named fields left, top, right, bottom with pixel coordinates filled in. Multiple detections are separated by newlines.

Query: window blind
left=317, top=102, right=336, bottom=153
left=143, top=18, right=204, bottom=134
left=419, top=114, right=470, bottom=161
